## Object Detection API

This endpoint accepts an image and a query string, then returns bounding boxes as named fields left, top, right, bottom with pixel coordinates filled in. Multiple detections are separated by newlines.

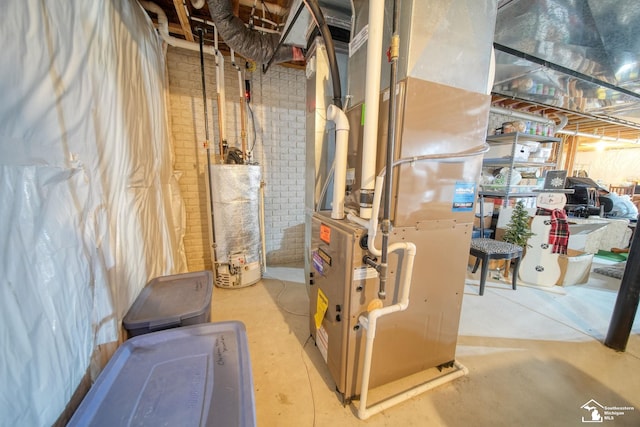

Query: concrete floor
left=209, top=258, right=640, bottom=426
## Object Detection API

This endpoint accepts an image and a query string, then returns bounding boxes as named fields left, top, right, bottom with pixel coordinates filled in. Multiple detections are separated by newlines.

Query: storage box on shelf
left=481, top=132, right=563, bottom=201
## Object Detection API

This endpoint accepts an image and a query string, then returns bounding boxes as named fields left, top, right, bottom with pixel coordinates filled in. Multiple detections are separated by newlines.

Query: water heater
left=209, top=164, right=263, bottom=288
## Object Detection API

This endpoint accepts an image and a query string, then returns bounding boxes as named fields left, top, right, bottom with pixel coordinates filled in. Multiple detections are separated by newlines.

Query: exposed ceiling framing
left=140, top=0, right=640, bottom=152
left=144, top=0, right=290, bottom=46
left=172, top=0, right=195, bottom=42
left=491, top=95, right=640, bottom=151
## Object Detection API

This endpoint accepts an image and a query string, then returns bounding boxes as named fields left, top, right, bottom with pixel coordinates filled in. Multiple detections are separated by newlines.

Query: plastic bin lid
left=123, top=271, right=213, bottom=331
left=69, top=321, right=255, bottom=427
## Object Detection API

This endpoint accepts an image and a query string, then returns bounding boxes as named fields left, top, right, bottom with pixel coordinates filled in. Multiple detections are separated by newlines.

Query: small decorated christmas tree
left=503, top=200, right=534, bottom=248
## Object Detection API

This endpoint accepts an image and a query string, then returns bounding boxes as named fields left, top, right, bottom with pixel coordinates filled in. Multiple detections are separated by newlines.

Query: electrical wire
left=247, top=102, right=258, bottom=154
left=301, top=336, right=317, bottom=427
left=270, top=278, right=309, bottom=316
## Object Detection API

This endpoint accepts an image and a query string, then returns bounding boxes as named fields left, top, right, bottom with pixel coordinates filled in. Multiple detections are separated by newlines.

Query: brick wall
left=166, top=46, right=305, bottom=270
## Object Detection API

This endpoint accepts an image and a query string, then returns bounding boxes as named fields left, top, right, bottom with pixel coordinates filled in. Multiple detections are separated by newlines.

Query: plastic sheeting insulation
left=210, top=165, right=262, bottom=266
left=0, top=1, right=186, bottom=425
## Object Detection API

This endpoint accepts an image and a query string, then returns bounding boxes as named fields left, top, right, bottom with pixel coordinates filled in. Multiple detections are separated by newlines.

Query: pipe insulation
left=206, top=0, right=296, bottom=64
left=327, top=105, right=349, bottom=219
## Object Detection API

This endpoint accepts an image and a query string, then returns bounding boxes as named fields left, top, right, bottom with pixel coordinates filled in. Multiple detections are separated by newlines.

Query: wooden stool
left=469, top=238, right=523, bottom=296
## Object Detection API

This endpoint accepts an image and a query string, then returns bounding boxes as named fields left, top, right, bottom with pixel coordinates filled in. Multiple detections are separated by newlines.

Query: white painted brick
left=167, top=47, right=306, bottom=267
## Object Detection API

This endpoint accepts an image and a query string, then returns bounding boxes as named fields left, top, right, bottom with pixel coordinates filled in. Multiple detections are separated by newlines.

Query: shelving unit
left=480, top=132, right=563, bottom=202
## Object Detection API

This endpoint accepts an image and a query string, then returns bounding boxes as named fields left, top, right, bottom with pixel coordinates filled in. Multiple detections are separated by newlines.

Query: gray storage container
left=69, top=321, right=256, bottom=427
left=123, top=270, right=213, bottom=337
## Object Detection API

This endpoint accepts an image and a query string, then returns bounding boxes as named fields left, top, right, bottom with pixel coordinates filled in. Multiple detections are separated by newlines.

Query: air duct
left=206, top=0, right=298, bottom=64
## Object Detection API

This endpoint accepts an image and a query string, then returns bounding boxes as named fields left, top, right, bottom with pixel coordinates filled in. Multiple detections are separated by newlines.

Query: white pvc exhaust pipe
left=140, top=1, right=214, bottom=54
left=327, top=104, right=350, bottom=219
left=353, top=218, right=466, bottom=420
left=359, top=0, right=385, bottom=219
left=356, top=240, right=415, bottom=418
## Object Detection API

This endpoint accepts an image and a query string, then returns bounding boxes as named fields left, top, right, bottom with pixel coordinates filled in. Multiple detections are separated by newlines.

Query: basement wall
left=166, top=47, right=306, bottom=268
left=0, top=1, right=185, bottom=425
left=573, top=149, right=640, bottom=188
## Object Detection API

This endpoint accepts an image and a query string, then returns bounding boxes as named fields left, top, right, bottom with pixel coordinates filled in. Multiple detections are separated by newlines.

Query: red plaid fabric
left=548, top=209, right=569, bottom=254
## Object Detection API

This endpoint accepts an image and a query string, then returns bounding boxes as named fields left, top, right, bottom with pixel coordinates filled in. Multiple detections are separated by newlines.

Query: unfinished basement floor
left=209, top=258, right=640, bottom=426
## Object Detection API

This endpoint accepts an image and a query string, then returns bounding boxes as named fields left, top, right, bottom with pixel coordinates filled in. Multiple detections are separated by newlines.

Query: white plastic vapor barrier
left=0, top=1, right=186, bottom=425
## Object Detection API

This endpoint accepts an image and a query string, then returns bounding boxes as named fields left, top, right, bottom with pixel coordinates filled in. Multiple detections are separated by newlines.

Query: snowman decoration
left=519, top=191, right=570, bottom=287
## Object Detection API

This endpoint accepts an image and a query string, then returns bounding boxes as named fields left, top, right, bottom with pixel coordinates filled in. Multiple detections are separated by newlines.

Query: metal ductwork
left=493, top=0, right=640, bottom=125
left=206, top=0, right=296, bottom=64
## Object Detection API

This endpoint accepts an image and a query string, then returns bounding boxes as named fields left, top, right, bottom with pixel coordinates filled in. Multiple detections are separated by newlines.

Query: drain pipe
left=359, top=0, right=385, bottom=219
left=259, top=180, right=267, bottom=272
left=357, top=237, right=416, bottom=419
left=231, top=50, right=248, bottom=159
left=197, top=27, right=218, bottom=274
left=327, top=105, right=349, bottom=219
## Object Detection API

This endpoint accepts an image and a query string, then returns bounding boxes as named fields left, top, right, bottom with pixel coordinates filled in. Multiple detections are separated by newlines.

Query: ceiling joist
left=173, top=0, right=194, bottom=42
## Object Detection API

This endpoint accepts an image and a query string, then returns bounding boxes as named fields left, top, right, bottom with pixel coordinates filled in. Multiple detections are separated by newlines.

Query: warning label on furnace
left=314, top=288, right=329, bottom=330
left=316, top=325, right=328, bottom=363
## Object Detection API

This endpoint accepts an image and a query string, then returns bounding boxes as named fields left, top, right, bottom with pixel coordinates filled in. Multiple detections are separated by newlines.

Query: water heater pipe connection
left=214, top=28, right=227, bottom=157
left=231, top=50, right=248, bottom=159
